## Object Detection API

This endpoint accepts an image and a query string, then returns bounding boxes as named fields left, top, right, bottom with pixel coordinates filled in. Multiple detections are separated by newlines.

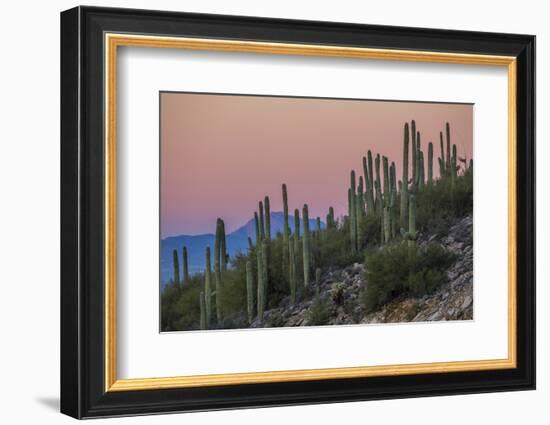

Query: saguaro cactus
left=256, top=242, right=265, bottom=323
left=254, top=212, right=260, bottom=243
left=182, top=246, right=189, bottom=285
left=172, top=249, right=180, bottom=285
left=289, top=240, right=297, bottom=304
left=220, top=219, right=227, bottom=271
left=411, top=120, right=417, bottom=187
left=258, top=201, right=265, bottom=241
left=293, top=208, right=301, bottom=284
left=246, top=261, right=254, bottom=324
left=302, top=204, right=311, bottom=287
left=428, top=142, right=434, bottom=184
left=408, top=194, right=417, bottom=249
left=446, top=122, right=451, bottom=172
left=367, top=151, right=375, bottom=214
left=264, top=196, right=271, bottom=241
left=315, top=268, right=321, bottom=297
left=382, top=157, right=391, bottom=243
left=349, top=170, right=357, bottom=252
left=199, top=291, right=206, bottom=330
left=261, top=240, right=268, bottom=314
left=401, top=122, right=409, bottom=226
left=204, top=246, right=212, bottom=325
left=439, top=131, right=446, bottom=177
left=375, top=154, right=382, bottom=212
left=214, top=219, right=223, bottom=322
left=282, top=184, right=290, bottom=280
left=327, top=206, right=335, bottom=229
left=363, top=155, right=374, bottom=214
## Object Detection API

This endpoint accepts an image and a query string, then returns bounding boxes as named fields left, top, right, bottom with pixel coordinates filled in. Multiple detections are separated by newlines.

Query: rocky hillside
left=247, top=214, right=473, bottom=328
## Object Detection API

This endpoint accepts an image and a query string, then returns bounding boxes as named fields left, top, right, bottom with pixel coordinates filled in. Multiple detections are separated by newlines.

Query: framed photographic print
left=60, top=6, right=535, bottom=419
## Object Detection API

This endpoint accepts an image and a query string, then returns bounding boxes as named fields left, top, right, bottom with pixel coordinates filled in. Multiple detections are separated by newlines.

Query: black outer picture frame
left=60, top=6, right=536, bottom=419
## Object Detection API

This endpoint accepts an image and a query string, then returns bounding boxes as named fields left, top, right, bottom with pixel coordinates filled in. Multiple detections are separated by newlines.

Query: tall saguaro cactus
left=254, top=212, right=260, bottom=243
left=327, top=206, right=335, bottom=229
left=367, top=150, right=375, bottom=214
left=220, top=219, right=227, bottom=272
left=400, top=122, right=409, bottom=226
left=264, top=196, right=271, bottom=241
left=382, top=157, right=391, bottom=243
left=363, top=155, right=374, bottom=214
left=446, top=122, right=451, bottom=172
left=315, top=268, right=321, bottom=297
left=408, top=194, right=417, bottom=249
left=411, top=120, right=417, bottom=188
left=172, top=249, right=180, bottom=285
left=428, top=142, right=434, bottom=184
left=246, top=261, right=254, bottom=324
left=214, top=218, right=224, bottom=322
left=375, top=154, right=382, bottom=212
left=293, top=208, right=301, bottom=285
left=204, top=246, right=212, bottom=325
left=288, top=240, right=297, bottom=305
left=258, top=201, right=265, bottom=241
left=256, top=245, right=264, bottom=323
left=182, top=246, right=189, bottom=285
left=282, top=184, right=290, bottom=281
left=199, top=291, right=206, bottom=330
left=261, top=240, right=268, bottom=315
left=439, top=131, right=446, bottom=177
left=302, top=204, right=311, bottom=287
left=349, top=170, right=357, bottom=252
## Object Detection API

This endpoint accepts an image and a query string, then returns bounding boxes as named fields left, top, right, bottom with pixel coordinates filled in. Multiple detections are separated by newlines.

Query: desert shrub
left=416, top=172, right=473, bottom=236
left=218, top=268, right=247, bottom=318
left=161, top=274, right=203, bottom=331
left=330, top=282, right=346, bottom=306
left=361, top=242, right=455, bottom=313
left=306, top=297, right=332, bottom=326
left=358, top=213, right=383, bottom=248
left=316, top=226, right=363, bottom=269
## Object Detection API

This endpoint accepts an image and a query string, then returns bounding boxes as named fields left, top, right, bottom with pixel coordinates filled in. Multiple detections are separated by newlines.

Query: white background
left=0, top=0, right=545, bottom=424
left=118, top=47, right=508, bottom=379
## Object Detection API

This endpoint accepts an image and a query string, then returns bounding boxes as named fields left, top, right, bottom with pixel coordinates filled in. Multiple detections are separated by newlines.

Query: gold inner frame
left=104, top=33, right=517, bottom=392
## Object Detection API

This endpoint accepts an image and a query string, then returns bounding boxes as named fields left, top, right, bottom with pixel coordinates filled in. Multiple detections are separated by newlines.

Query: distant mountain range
left=160, top=212, right=323, bottom=286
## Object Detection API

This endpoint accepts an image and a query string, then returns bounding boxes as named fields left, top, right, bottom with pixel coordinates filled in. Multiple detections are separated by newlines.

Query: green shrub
left=361, top=242, right=455, bottom=313
left=306, top=297, right=332, bottom=326
left=416, top=172, right=473, bottom=236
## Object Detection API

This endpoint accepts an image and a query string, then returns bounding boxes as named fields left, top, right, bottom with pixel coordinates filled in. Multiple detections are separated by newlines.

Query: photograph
left=160, top=93, right=474, bottom=332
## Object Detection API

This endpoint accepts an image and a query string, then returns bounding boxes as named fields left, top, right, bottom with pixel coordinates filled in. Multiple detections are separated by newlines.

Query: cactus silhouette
left=172, top=249, right=180, bottom=285
left=204, top=246, right=212, bottom=325
left=302, top=204, right=311, bottom=287
left=282, top=184, right=290, bottom=282
left=246, top=261, right=254, bottom=324
left=182, top=246, right=189, bottom=285
left=264, top=196, right=271, bottom=241
left=401, top=123, right=409, bottom=226
left=199, top=291, right=206, bottom=330
left=428, top=142, right=434, bottom=184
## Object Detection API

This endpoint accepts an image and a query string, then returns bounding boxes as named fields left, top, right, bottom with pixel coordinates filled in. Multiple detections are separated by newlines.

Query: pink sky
left=161, top=93, right=472, bottom=237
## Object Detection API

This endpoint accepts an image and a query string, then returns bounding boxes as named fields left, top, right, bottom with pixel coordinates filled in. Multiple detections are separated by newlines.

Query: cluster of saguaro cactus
left=438, top=122, right=460, bottom=180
